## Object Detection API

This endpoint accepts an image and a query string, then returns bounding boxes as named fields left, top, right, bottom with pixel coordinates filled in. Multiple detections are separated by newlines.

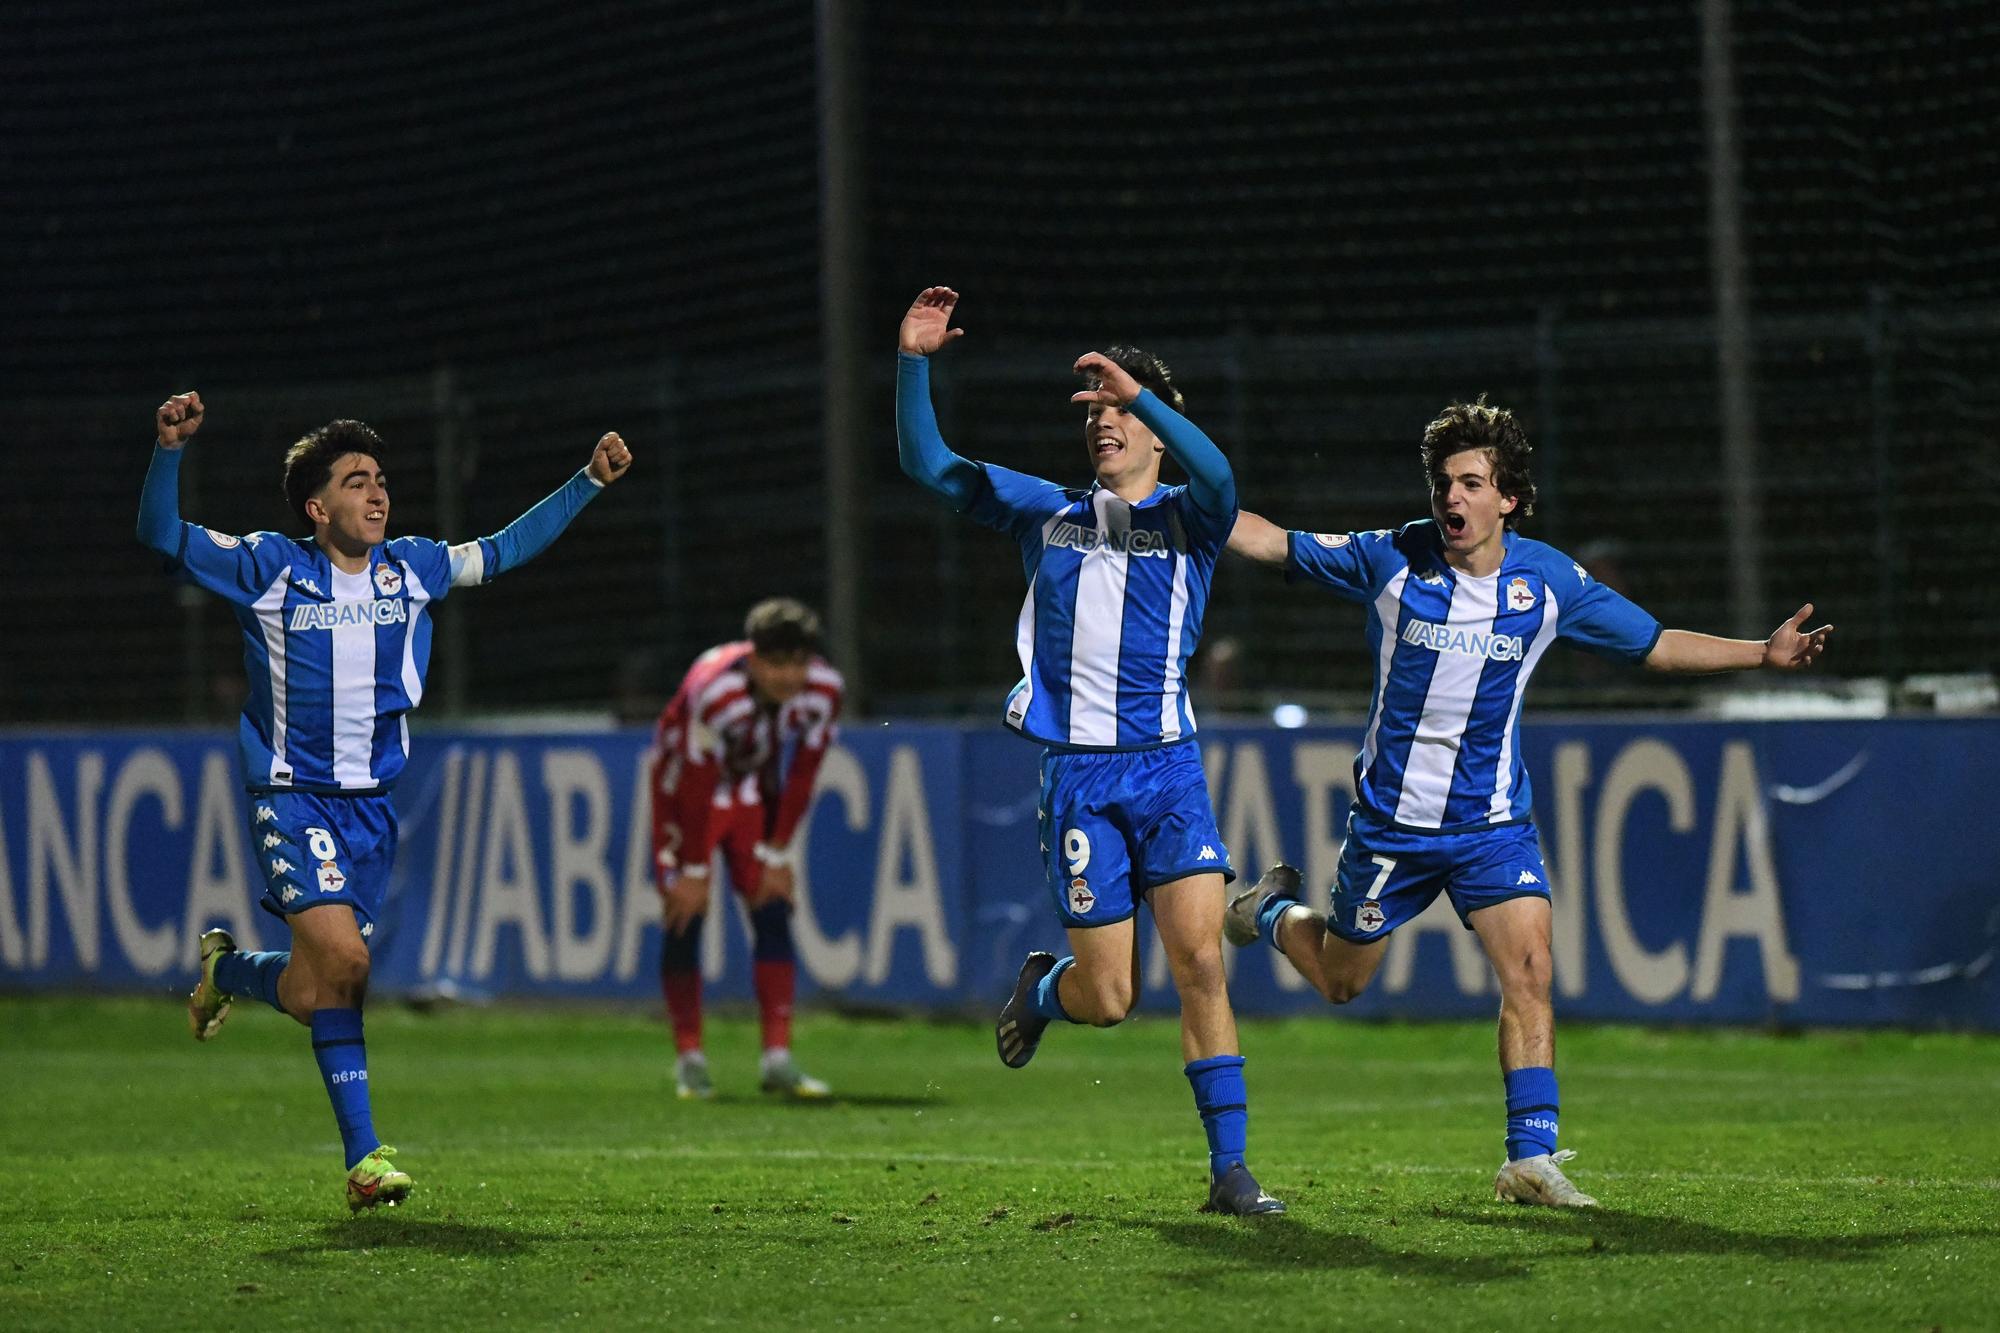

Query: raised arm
left=138, top=391, right=205, bottom=555
left=1072, top=352, right=1235, bottom=518
left=1227, top=510, right=1291, bottom=566
left=895, top=287, right=981, bottom=509
left=1644, top=603, right=1834, bottom=674
left=447, top=431, right=633, bottom=587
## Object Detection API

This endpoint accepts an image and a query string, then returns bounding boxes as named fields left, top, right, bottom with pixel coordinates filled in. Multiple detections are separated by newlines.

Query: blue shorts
left=1037, top=742, right=1234, bottom=929
left=246, top=791, right=398, bottom=941
left=1328, top=816, right=1550, bottom=944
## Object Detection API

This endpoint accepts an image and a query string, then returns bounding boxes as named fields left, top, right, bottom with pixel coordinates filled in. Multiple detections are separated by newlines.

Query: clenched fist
left=156, top=391, right=205, bottom=449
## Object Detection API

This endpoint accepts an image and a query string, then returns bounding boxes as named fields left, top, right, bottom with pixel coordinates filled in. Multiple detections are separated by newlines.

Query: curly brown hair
left=282, top=420, right=385, bottom=526
left=1419, top=396, right=1537, bottom=529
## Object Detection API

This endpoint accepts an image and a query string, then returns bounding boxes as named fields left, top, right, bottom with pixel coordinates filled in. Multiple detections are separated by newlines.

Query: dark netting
left=5, top=2, right=1991, bottom=722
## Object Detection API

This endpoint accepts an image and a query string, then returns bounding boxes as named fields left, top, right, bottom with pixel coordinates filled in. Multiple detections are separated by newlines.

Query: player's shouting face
left=1430, top=447, right=1517, bottom=559
left=1082, top=401, right=1164, bottom=491
left=308, top=452, right=390, bottom=554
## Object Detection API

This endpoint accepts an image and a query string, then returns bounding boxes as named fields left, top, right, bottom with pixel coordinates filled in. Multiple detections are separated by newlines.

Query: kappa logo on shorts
left=268, top=857, right=294, bottom=877
left=372, top=563, right=403, bottom=596
left=279, top=885, right=302, bottom=905
left=1516, top=869, right=1541, bottom=885
left=254, top=805, right=277, bottom=825
left=1507, top=577, right=1537, bottom=613
left=1357, top=901, right=1387, bottom=933
left=261, top=832, right=282, bottom=851
left=1312, top=532, right=1351, bottom=549
left=1068, top=878, right=1096, bottom=915
left=1199, top=845, right=1219, bottom=861
left=317, top=861, right=347, bottom=895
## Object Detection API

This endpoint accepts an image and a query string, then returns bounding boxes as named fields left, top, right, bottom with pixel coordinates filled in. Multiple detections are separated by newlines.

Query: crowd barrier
left=3, top=719, right=1993, bottom=1028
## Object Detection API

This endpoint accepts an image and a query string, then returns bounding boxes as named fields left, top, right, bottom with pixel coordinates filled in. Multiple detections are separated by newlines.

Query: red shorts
left=675, top=799, right=767, bottom=899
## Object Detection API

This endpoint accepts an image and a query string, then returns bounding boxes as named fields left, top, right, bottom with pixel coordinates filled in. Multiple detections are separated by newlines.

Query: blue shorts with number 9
left=1038, top=742, right=1234, bottom=929
left=245, top=790, right=398, bottom=940
left=1329, top=815, right=1550, bottom=944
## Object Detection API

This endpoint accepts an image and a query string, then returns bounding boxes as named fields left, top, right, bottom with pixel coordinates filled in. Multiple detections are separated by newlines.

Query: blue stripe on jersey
left=1024, top=507, right=1087, bottom=743
left=1445, top=592, right=1527, bottom=827
left=1114, top=519, right=1175, bottom=748
left=281, top=578, right=338, bottom=788
left=1364, top=574, right=1446, bottom=816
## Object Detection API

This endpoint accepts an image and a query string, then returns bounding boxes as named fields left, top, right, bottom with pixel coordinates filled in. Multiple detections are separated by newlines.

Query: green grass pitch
left=4, top=996, right=1997, bottom=1330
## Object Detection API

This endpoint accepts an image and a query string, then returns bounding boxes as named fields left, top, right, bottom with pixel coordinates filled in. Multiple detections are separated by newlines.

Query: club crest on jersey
left=372, top=563, right=403, bottom=596
left=1356, top=901, right=1387, bottom=933
left=1312, top=532, right=1351, bottom=549
left=317, top=861, right=347, bottom=895
left=1507, top=578, right=1536, bottom=612
left=1067, top=878, right=1096, bottom=915
left=204, top=527, right=241, bottom=549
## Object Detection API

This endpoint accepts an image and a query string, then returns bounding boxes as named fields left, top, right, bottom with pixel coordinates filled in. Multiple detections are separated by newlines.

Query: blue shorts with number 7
left=1328, top=815, right=1550, bottom=944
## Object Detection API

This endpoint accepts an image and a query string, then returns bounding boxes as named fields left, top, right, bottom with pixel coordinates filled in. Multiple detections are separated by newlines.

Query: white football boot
left=1494, top=1150, right=1598, bottom=1208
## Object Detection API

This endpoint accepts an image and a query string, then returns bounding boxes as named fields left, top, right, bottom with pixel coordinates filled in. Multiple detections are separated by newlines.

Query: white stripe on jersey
left=253, top=568, right=293, bottom=784
left=1158, top=549, right=1190, bottom=743
left=1488, top=589, right=1561, bottom=822
left=1393, top=572, right=1500, bottom=828
left=399, top=558, right=434, bottom=708
left=331, top=568, right=378, bottom=788
left=1008, top=514, right=1065, bottom=729
left=1067, top=491, right=1129, bottom=747
left=1358, top=569, right=1410, bottom=774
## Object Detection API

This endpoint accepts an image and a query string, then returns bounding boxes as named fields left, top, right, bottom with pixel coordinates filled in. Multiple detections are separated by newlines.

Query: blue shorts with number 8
left=245, top=790, right=398, bottom=940
left=1328, top=814, right=1551, bottom=944
left=1037, top=743, right=1235, bottom=929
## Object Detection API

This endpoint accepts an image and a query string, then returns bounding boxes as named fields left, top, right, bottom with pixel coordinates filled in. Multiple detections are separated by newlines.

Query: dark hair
left=1420, top=396, right=1537, bottom=528
left=1082, top=345, right=1185, bottom=414
left=745, top=597, right=822, bottom=657
left=283, top=420, right=386, bottom=526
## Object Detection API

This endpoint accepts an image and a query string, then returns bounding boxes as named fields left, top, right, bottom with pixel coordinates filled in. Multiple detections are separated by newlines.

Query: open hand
left=660, top=868, right=710, bottom=932
left=899, top=287, right=966, bottom=357
left=1070, top=352, right=1142, bottom=408
left=751, top=863, right=796, bottom=909
left=1764, top=603, right=1835, bottom=670
left=589, top=431, right=633, bottom=485
left=156, top=391, right=205, bottom=449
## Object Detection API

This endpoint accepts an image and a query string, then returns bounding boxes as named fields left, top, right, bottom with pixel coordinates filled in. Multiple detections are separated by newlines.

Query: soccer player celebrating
left=142, top=391, right=633, bottom=1211
left=648, top=599, right=844, bottom=1100
left=1223, top=397, right=1832, bottom=1208
left=896, top=287, right=1283, bottom=1217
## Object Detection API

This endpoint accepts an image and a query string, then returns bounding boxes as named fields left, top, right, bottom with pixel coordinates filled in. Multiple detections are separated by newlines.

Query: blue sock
left=1256, top=893, right=1301, bottom=950
left=1185, top=1054, right=1249, bottom=1178
left=214, top=950, right=290, bottom=1015
left=311, top=1009, right=381, bottom=1170
left=1028, top=957, right=1081, bottom=1024
left=1504, top=1066, right=1560, bottom=1161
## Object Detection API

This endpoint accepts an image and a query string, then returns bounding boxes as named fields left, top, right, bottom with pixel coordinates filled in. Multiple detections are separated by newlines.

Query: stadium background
left=9, top=0, right=1991, bottom=725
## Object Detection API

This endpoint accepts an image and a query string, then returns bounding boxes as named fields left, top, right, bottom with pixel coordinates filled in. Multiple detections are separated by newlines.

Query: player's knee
left=1495, top=946, right=1553, bottom=1001
left=319, top=945, right=371, bottom=1004
left=1320, top=974, right=1368, bottom=1005
left=1077, top=974, right=1135, bottom=1026
left=1164, top=941, right=1227, bottom=1000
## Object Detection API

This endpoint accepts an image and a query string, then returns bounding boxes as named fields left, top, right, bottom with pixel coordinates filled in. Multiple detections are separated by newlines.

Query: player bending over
left=1224, top=397, right=1831, bottom=1208
left=896, top=287, right=1283, bottom=1217
left=649, top=598, right=844, bottom=1100
left=143, top=391, right=633, bottom=1212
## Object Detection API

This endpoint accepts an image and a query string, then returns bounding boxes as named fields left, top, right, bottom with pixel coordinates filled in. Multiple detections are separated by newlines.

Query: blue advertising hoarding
left=2, top=719, right=1993, bottom=1028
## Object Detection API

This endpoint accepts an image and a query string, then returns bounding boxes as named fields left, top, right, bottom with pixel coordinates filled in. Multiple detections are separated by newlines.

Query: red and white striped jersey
left=648, top=641, right=843, bottom=880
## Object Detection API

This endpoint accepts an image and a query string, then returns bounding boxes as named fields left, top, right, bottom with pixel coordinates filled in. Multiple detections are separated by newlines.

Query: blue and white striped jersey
left=971, top=466, right=1234, bottom=751
left=167, top=524, right=484, bottom=793
left=1288, top=520, right=1662, bottom=832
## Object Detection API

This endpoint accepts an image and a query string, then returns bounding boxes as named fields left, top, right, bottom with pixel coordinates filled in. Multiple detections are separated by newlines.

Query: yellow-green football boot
left=346, top=1147, right=414, bottom=1212
left=187, top=928, right=236, bottom=1042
